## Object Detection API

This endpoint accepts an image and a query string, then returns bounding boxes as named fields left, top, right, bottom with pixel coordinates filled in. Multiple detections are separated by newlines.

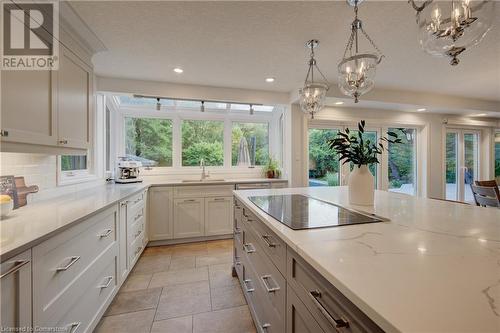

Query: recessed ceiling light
left=265, top=77, right=275, bottom=83
left=472, top=113, right=487, bottom=117
left=335, top=101, right=344, bottom=105
left=417, top=108, right=426, bottom=112
left=173, top=68, right=183, bottom=73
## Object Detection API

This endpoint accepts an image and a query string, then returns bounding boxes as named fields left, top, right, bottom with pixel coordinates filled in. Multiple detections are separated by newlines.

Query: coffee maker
left=115, top=157, right=143, bottom=184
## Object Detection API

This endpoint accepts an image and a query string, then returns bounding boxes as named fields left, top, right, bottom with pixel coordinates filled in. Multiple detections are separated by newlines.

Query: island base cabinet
left=287, top=286, right=325, bottom=333
left=0, top=249, right=32, bottom=331
left=173, top=198, right=205, bottom=238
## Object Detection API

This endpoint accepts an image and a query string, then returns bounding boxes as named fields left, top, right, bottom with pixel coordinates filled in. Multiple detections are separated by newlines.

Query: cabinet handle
left=234, top=260, right=241, bottom=266
left=0, top=260, right=30, bottom=279
left=56, top=256, right=80, bottom=272
left=98, top=229, right=112, bottom=238
left=98, top=276, right=114, bottom=289
left=135, top=228, right=143, bottom=239
left=261, top=234, right=277, bottom=248
left=67, top=322, right=81, bottom=333
left=261, top=274, right=280, bottom=293
left=134, top=212, right=143, bottom=221
left=262, top=323, right=271, bottom=332
left=133, top=196, right=142, bottom=204
left=0, top=130, right=9, bottom=137
left=58, top=139, right=68, bottom=145
left=243, top=278, right=255, bottom=293
left=243, top=243, right=256, bottom=254
left=120, top=202, right=127, bottom=207
left=234, top=227, right=241, bottom=235
left=183, top=199, right=196, bottom=202
left=135, top=246, right=143, bottom=255
left=214, top=197, right=226, bottom=201
left=309, top=290, right=349, bottom=329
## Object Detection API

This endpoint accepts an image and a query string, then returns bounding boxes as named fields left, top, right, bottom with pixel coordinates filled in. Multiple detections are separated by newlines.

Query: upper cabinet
left=57, top=46, right=93, bottom=149
left=1, top=70, right=58, bottom=147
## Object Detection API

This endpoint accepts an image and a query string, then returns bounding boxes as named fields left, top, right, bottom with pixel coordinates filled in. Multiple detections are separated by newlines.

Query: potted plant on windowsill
left=263, top=156, right=281, bottom=179
left=328, top=120, right=402, bottom=206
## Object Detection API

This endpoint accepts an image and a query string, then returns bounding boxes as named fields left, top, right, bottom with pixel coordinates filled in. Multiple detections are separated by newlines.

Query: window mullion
left=224, top=119, right=232, bottom=168
left=173, top=117, right=182, bottom=168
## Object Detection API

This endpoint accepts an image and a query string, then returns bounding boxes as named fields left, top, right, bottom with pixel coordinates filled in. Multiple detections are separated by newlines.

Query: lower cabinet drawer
left=33, top=206, right=117, bottom=323
left=129, top=233, right=145, bottom=267
left=34, top=243, right=118, bottom=328
left=286, top=285, right=325, bottom=333
left=55, top=249, right=118, bottom=333
left=129, top=216, right=145, bottom=245
left=233, top=236, right=244, bottom=279
left=287, top=249, right=383, bottom=333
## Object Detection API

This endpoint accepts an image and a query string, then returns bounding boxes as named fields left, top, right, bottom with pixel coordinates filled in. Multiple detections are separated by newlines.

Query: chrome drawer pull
left=214, top=197, right=226, bottom=201
left=98, top=276, right=114, bottom=289
left=234, top=227, right=242, bottom=234
left=0, top=260, right=30, bottom=279
left=133, top=196, right=142, bottom=204
left=261, top=234, right=277, bottom=248
left=235, top=260, right=241, bottom=266
left=134, top=212, right=143, bottom=221
left=261, top=274, right=280, bottom=293
left=309, top=290, right=349, bottom=329
left=183, top=199, right=196, bottom=202
left=56, top=256, right=80, bottom=272
left=135, top=229, right=143, bottom=239
left=262, top=323, right=271, bottom=332
left=243, top=243, right=256, bottom=253
left=135, top=246, right=143, bottom=255
left=98, top=229, right=112, bottom=238
left=67, top=322, right=81, bottom=333
left=243, top=279, right=255, bottom=293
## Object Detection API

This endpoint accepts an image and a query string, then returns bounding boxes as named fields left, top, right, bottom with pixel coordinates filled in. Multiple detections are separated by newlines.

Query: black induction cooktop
left=248, top=194, right=388, bottom=230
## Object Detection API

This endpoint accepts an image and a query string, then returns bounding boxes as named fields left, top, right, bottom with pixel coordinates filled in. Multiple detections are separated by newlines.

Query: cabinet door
left=173, top=198, right=204, bottom=239
left=205, top=196, right=233, bottom=236
left=57, top=46, right=93, bottom=149
left=149, top=187, right=174, bottom=241
left=1, top=70, right=57, bottom=146
left=118, top=201, right=128, bottom=284
left=287, top=287, right=324, bottom=333
left=1, top=250, right=32, bottom=330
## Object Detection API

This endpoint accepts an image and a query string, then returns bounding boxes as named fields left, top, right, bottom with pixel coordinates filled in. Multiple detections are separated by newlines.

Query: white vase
left=348, top=165, right=374, bottom=206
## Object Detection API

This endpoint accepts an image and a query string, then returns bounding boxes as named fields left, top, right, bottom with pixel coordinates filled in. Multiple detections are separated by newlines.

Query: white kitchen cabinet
left=173, top=198, right=205, bottom=238
left=1, top=70, right=57, bottom=146
left=57, top=46, right=93, bottom=149
left=118, top=200, right=128, bottom=284
left=205, top=196, right=233, bottom=236
left=0, top=250, right=32, bottom=330
left=149, top=187, right=174, bottom=241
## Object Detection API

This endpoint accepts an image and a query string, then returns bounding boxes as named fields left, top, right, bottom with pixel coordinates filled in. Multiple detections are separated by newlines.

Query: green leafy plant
left=325, top=172, right=339, bottom=186
left=328, top=120, right=402, bottom=168
left=263, top=156, right=281, bottom=178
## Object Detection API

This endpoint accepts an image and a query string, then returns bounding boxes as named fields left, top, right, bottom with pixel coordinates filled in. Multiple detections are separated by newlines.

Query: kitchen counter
left=0, top=178, right=286, bottom=262
left=233, top=186, right=500, bottom=333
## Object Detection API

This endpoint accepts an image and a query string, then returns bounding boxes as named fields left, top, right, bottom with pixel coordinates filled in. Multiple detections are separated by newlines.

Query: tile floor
left=94, top=239, right=256, bottom=333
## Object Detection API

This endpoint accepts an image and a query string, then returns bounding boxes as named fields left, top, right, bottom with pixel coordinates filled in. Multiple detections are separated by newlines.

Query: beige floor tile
left=206, top=239, right=233, bottom=249
left=143, top=245, right=174, bottom=257
left=149, top=267, right=208, bottom=288
left=172, top=242, right=209, bottom=258
left=161, top=280, right=210, bottom=299
left=121, top=274, right=152, bottom=292
left=96, top=310, right=155, bottom=333
left=151, top=316, right=192, bottom=333
left=133, top=254, right=172, bottom=274
left=211, top=284, right=246, bottom=311
left=196, top=252, right=233, bottom=267
left=169, top=256, right=196, bottom=271
left=209, top=264, right=239, bottom=289
left=155, top=292, right=211, bottom=321
left=193, top=306, right=256, bottom=333
left=106, top=288, right=161, bottom=316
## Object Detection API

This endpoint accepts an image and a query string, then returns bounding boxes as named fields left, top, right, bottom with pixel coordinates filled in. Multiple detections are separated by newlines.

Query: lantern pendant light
left=299, top=40, right=330, bottom=119
left=338, top=0, right=384, bottom=103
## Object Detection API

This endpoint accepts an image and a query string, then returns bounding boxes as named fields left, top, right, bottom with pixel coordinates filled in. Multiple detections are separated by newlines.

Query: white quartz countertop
left=233, top=187, right=500, bottom=333
left=0, top=178, right=286, bottom=262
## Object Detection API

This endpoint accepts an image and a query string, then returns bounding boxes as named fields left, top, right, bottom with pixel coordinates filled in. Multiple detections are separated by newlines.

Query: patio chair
left=471, top=184, right=500, bottom=208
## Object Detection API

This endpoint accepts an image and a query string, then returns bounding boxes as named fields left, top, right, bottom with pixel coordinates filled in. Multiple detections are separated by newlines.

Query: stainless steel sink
left=182, top=179, right=226, bottom=183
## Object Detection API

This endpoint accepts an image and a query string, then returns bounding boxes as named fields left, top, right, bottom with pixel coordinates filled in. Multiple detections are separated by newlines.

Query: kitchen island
left=233, top=186, right=500, bottom=333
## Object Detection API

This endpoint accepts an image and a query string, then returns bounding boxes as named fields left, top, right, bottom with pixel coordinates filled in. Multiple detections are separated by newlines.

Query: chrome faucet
left=200, top=158, right=209, bottom=180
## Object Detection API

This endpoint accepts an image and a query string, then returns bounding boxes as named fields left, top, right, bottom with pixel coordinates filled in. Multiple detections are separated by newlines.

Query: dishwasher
left=235, top=182, right=271, bottom=190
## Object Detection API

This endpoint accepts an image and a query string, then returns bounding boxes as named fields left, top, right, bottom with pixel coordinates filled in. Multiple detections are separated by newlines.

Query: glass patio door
left=445, top=129, right=480, bottom=203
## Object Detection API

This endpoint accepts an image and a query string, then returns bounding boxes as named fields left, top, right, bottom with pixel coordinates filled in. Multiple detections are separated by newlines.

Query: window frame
left=307, top=120, right=421, bottom=195
left=230, top=120, right=270, bottom=168
left=111, top=96, right=277, bottom=174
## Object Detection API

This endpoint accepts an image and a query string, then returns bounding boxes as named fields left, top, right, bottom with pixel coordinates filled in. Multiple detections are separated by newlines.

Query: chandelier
left=338, top=0, right=384, bottom=103
left=409, top=0, right=495, bottom=65
left=299, top=40, right=330, bottom=119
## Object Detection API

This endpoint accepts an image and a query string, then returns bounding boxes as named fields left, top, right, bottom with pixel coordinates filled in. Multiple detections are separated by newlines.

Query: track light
left=201, top=101, right=205, bottom=112
left=249, top=104, right=254, bottom=115
left=156, top=98, right=161, bottom=111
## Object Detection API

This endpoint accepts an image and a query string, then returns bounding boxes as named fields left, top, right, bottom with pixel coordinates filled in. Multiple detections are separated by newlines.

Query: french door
left=445, top=129, right=480, bottom=203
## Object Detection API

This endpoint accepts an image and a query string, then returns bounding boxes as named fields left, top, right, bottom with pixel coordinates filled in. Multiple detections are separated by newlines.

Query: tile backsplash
left=0, top=153, right=57, bottom=192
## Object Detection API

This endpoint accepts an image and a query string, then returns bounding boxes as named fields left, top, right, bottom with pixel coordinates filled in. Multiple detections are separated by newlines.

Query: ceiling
left=71, top=1, right=500, bottom=102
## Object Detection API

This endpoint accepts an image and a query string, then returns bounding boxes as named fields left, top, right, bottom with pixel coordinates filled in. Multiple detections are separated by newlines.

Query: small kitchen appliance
left=115, top=157, right=143, bottom=184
